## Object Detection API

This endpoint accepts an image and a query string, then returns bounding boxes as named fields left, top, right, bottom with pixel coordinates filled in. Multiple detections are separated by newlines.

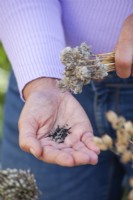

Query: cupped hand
left=115, top=13, right=133, bottom=78
left=19, top=78, right=100, bottom=167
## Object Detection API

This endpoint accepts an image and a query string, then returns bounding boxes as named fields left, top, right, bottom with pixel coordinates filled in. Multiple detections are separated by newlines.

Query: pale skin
left=19, top=14, right=133, bottom=167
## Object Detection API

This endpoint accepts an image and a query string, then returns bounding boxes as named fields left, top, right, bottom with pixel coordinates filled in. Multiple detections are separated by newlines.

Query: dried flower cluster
left=93, top=111, right=133, bottom=199
left=48, top=125, right=71, bottom=143
left=0, top=169, right=40, bottom=200
left=58, top=42, right=111, bottom=94
left=93, top=111, right=133, bottom=164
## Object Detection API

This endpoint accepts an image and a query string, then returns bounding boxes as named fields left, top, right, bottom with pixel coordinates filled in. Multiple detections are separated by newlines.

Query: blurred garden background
left=0, top=43, right=10, bottom=139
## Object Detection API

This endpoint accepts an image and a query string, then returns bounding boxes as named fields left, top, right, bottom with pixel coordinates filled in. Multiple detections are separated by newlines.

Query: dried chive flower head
left=93, top=113, right=133, bottom=200
left=106, top=111, right=118, bottom=123
left=101, top=134, right=113, bottom=148
left=124, top=121, right=133, bottom=135
left=93, top=111, right=133, bottom=164
left=48, top=125, right=71, bottom=143
left=0, top=169, right=40, bottom=200
left=93, top=134, right=113, bottom=151
left=59, top=42, right=115, bottom=94
left=93, top=136, right=109, bottom=150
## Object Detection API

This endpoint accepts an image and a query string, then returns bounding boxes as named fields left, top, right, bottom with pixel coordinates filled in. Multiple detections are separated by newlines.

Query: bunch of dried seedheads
left=59, top=42, right=115, bottom=93
left=0, top=169, right=40, bottom=200
left=93, top=111, right=133, bottom=200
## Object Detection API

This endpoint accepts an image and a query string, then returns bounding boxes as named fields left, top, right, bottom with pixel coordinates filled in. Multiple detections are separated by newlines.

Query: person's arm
left=0, top=0, right=100, bottom=166
left=0, top=0, right=65, bottom=99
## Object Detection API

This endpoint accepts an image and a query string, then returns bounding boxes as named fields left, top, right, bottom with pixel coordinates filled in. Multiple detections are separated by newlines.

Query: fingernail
left=30, top=148, right=37, bottom=158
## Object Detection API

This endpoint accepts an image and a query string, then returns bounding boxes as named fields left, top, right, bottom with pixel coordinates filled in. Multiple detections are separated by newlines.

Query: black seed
left=47, top=125, right=71, bottom=143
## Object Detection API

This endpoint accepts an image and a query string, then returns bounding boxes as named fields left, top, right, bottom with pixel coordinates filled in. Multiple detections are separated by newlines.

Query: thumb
left=115, top=14, right=133, bottom=78
left=18, top=116, right=42, bottom=158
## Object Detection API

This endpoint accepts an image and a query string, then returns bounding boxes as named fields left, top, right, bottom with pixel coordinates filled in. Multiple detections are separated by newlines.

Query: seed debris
left=48, top=125, right=71, bottom=143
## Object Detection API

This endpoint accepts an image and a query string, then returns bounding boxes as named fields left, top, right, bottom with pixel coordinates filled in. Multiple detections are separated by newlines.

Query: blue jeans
left=1, top=71, right=133, bottom=200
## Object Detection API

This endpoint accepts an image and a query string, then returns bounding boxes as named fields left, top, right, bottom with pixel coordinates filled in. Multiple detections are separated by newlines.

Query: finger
left=64, top=138, right=98, bottom=165
left=71, top=150, right=98, bottom=165
left=41, top=146, right=75, bottom=166
left=73, top=142, right=99, bottom=165
left=64, top=125, right=93, bottom=147
left=42, top=145, right=97, bottom=166
left=115, top=40, right=133, bottom=78
left=73, top=140, right=100, bottom=156
left=115, top=16, right=133, bottom=78
left=19, top=116, right=42, bottom=157
left=65, top=133, right=79, bottom=147
left=81, top=133, right=100, bottom=154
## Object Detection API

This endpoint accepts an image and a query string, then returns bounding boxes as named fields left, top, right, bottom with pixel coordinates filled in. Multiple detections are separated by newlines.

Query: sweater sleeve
left=0, top=0, right=65, bottom=97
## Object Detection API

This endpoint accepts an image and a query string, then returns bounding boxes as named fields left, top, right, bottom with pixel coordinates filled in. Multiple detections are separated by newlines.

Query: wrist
left=23, top=78, right=59, bottom=100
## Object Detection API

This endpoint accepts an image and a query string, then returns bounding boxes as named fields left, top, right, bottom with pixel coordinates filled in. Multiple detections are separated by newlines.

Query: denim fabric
left=1, top=71, right=133, bottom=200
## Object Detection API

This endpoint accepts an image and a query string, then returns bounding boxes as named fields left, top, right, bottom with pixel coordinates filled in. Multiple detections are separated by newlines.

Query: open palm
left=19, top=89, right=99, bottom=166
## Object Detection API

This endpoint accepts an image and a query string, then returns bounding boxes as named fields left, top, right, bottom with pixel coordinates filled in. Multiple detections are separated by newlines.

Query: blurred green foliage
left=0, top=43, right=10, bottom=137
left=0, top=43, right=10, bottom=71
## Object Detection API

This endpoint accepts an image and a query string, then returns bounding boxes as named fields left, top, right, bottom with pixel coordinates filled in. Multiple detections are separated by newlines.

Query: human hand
left=115, top=14, right=133, bottom=78
left=19, top=78, right=99, bottom=166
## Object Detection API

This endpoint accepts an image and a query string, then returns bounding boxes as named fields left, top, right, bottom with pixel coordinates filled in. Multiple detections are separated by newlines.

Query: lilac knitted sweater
left=0, top=0, right=132, bottom=96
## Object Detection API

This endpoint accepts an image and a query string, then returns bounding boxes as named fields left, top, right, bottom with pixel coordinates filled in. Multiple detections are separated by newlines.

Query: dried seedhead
left=59, top=42, right=115, bottom=94
left=0, top=169, right=40, bottom=200
left=93, top=111, right=133, bottom=164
